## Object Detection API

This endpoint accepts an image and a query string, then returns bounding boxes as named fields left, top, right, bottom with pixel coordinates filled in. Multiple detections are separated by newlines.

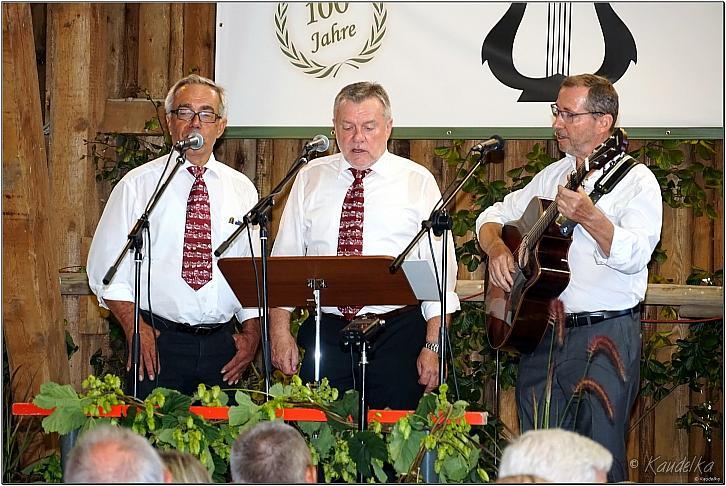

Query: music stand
left=218, top=255, right=420, bottom=429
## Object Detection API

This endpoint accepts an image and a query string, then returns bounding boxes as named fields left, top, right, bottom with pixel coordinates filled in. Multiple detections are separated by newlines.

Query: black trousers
left=127, top=311, right=236, bottom=400
left=516, top=313, right=641, bottom=482
left=297, top=309, right=427, bottom=410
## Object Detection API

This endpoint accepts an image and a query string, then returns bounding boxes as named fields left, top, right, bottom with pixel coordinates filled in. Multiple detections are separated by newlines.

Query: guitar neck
left=525, top=164, right=587, bottom=246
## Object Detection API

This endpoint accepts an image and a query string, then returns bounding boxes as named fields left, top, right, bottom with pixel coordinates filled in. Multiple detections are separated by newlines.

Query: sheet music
left=402, top=260, right=441, bottom=301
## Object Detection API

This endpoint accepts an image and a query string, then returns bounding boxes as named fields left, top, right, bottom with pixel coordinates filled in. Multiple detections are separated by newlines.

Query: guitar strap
left=592, top=153, right=638, bottom=198
left=559, top=154, right=638, bottom=237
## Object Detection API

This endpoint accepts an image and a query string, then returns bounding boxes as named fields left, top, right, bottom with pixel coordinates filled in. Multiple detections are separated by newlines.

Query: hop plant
left=80, top=374, right=124, bottom=416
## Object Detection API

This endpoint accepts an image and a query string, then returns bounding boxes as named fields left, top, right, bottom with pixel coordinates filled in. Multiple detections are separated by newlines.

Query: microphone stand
left=390, top=147, right=498, bottom=386
left=215, top=148, right=316, bottom=398
left=102, top=151, right=187, bottom=398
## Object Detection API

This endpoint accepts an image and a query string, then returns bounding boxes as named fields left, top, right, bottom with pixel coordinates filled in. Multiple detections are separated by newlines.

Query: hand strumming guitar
left=479, top=222, right=517, bottom=292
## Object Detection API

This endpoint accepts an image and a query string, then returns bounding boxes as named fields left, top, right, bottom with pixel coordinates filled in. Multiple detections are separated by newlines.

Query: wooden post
left=2, top=2, right=70, bottom=393
left=183, top=3, right=216, bottom=78
left=46, top=3, right=101, bottom=389
left=653, top=203, right=693, bottom=483
left=138, top=3, right=171, bottom=97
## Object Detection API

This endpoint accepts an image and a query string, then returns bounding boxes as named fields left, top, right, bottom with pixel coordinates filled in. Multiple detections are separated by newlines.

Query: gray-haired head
left=230, top=421, right=314, bottom=483
left=561, top=73, right=619, bottom=131
left=164, top=74, right=228, bottom=118
left=64, top=424, right=166, bottom=483
left=498, top=429, right=613, bottom=483
left=333, top=81, right=392, bottom=120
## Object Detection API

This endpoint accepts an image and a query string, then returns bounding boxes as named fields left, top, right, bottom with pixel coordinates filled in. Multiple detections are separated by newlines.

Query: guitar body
left=485, top=198, right=572, bottom=354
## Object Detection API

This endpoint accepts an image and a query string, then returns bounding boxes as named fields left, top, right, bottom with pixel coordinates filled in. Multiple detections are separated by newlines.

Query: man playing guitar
left=477, top=74, right=662, bottom=482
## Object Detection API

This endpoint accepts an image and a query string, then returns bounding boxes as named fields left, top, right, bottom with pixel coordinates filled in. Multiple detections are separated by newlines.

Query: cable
left=426, top=232, right=460, bottom=400
left=245, top=225, right=263, bottom=327
left=145, top=223, right=159, bottom=391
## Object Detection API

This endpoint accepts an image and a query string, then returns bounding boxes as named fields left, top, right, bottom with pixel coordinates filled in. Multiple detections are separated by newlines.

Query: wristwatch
left=424, top=341, right=439, bottom=354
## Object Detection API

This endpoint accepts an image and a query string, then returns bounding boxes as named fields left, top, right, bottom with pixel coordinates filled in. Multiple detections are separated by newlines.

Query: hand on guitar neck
left=555, top=184, right=614, bottom=256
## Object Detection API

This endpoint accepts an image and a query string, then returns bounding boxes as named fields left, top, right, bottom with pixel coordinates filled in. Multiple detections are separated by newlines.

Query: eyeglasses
left=550, top=104, right=604, bottom=123
left=170, top=108, right=221, bottom=124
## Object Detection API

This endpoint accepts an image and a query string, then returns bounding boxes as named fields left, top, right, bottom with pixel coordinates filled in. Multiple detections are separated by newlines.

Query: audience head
left=498, top=429, right=612, bottom=483
left=159, top=450, right=211, bottom=483
left=230, top=420, right=316, bottom=483
left=64, top=424, right=169, bottom=483
left=495, top=473, right=548, bottom=483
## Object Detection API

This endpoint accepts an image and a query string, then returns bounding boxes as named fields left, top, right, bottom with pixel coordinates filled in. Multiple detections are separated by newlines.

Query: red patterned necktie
left=337, top=168, right=370, bottom=320
left=182, top=165, right=212, bottom=290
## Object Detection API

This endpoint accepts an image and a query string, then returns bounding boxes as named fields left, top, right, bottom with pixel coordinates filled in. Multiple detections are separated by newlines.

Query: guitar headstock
left=585, top=127, right=628, bottom=170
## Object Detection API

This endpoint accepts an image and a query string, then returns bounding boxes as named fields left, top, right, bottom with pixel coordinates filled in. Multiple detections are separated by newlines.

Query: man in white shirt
left=270, top=82, right=460, bottom=410
left=477, top=74, right=662, bottom=482
left=87, top=75, right=260, bottom=399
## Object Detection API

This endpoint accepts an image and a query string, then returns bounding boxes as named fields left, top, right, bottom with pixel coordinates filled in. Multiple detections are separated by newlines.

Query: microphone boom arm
left=215, top=151, right=312, bottom=257
left=389, top=147, right=493, bottom=273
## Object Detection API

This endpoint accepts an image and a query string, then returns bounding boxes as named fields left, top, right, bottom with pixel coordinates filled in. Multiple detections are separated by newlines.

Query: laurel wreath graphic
left=275, top=2, right=387, bottom=78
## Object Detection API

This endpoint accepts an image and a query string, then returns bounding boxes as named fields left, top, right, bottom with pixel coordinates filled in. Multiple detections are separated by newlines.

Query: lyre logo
left=481, top=3, right=637, bottom=101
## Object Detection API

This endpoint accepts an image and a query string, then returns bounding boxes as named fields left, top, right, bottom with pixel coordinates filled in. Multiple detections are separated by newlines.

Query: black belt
left=143, top=312, right=233, bottom=336
left=565, top=304, right=640, bottom=328
left=322, top=305, right=419, bottom=323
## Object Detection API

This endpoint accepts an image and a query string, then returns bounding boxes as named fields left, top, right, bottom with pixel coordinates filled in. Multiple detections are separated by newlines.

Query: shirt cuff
left=236, top=307, right=261, bottom=323
left=421, top=292, right=461, bottom=321
left=94, top=284, right=135, bottom=309
left=593, top=225, right=628, bottom=267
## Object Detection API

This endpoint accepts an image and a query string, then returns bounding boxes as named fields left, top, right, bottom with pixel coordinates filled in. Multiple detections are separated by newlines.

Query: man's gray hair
left=498, top=429, right=613, bottom=483
left=334, top=81, right=392, bottom=120
left=230, top=421, right=312, bottom=483
left=561, top=73, right=619, bottom=131
left=164, top=74, right=228, bottom=118
left=64, top=424, right=166, bottom=483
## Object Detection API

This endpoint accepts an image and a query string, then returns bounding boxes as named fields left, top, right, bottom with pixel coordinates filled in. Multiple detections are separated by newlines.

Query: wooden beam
left=454, top=281, right=723, bottom=307
left=98, top=98, right=166, bottom=134
left=62, top=272, right=723, bottom=312
left=2, top=2, right=70, bottom=393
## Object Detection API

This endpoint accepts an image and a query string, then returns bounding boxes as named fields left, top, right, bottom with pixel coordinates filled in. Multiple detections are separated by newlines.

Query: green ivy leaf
left=306, top=422, right=334, bottom=459
left=372, top=459, right=388, bottom=483
left=439, top=451, right=469, bottom=482
left=388, top=427, right=426, bottom=474
left=34, top=383, right=88, bottom=434
left=414, top=393, right=437, bottom=420
left=33, top=382, right=80, bottom=410
left=348, top=431, right=387, bottom=478
left=228, top=395, right=260, bottom=428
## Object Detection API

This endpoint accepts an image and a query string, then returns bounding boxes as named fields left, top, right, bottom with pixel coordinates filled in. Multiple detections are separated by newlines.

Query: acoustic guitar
left=485, top=128, right=628, bottom=354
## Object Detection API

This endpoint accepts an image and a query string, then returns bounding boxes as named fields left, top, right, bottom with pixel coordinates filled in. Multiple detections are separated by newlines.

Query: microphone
left=472, top=135, right=505, bottom=152
left=303, top=134, right=330, bottom=153
left=174, top=133, right=204, bottom=152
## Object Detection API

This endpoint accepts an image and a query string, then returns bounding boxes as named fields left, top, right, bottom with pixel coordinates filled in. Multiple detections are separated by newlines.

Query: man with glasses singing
left=87, top=75, right=260, bottom=399
left=476, top=74, right=662, bottom=482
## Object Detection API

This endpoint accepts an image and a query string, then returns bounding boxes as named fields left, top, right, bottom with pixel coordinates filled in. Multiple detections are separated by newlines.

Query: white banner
left=216, top=2, right=723, bottom=129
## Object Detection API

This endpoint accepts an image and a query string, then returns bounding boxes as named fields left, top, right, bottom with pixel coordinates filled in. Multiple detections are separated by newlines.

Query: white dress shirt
left=475, top=153, right=662, bottom=313
left=87, top=151, right=261, bottom=324
left=272, top=150, right=460, bottom=321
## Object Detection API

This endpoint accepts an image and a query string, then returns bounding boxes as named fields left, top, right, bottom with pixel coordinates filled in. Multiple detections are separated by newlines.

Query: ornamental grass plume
left=573, top=378, right=615, bottom=421
left=547, top=299, right=566, bottom=347
left=587, top=335, right=627, bottom=382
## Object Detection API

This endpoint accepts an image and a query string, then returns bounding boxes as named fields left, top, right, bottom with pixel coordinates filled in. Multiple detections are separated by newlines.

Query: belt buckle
left=191, top=326, right=206, bottom=335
